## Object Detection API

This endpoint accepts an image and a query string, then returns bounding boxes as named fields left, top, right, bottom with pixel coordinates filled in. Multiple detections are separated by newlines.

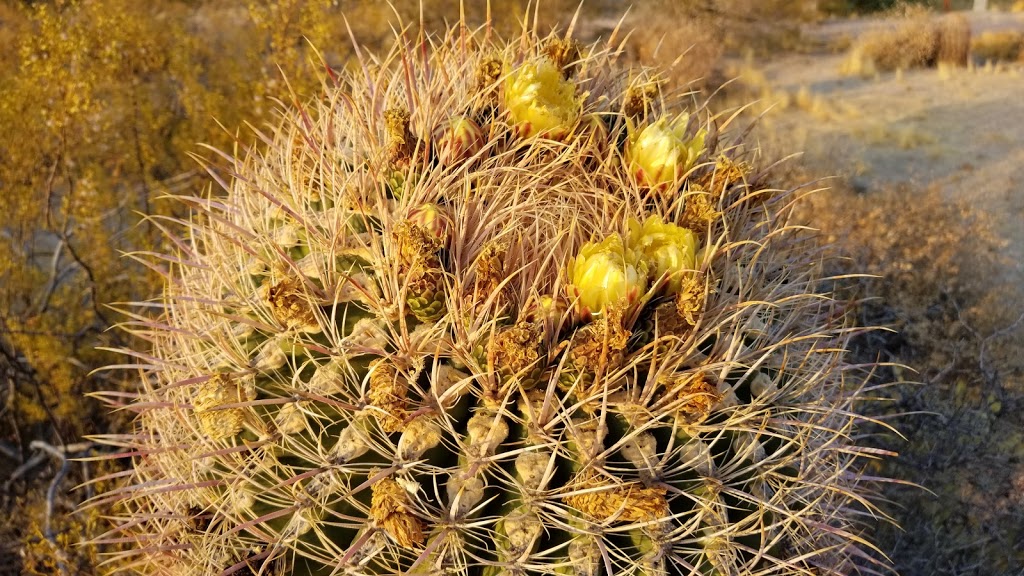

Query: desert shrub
left=93, top=10, right=893, bottom=576
left=841, top=6, right=974, bottom=75
left=844, top=7, right=939, bottom=73
left=934, top=13, right=971, bottom=66
left=795, top=180, right=1024, bottom=576
left=623, top=0, right=817, bottom=92
left=624, top=5, right=723, bottom=92
left=971, top=30, right=1024, bottom=62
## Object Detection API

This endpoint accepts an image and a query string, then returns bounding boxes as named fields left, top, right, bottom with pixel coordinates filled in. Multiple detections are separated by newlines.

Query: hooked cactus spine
left=96, top=13, right=890, bottom=576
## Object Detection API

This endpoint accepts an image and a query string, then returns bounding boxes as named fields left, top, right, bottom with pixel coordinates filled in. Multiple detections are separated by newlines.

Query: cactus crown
left=96, top=11, right=888, bottom=576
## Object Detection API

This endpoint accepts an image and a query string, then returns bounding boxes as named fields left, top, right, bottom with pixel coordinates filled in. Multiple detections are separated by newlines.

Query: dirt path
left=746, top=10, right=1024, bottom=321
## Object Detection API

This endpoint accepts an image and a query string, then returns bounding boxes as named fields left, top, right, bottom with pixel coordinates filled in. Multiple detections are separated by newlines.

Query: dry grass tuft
left=934, top=13, right=971, bottom=67
left=972, top=30, right=1024, bottom=63
left=845, top=13, right=937, bottom=74
left=842, top=8, right=972, bottom=75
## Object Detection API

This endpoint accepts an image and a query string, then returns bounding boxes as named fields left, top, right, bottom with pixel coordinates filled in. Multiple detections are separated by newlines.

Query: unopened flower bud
left=407, top=203, right=451, bottom=246
left=434, top=116, right=485, bottom=166
left=627, top=115, right=706, bottom=189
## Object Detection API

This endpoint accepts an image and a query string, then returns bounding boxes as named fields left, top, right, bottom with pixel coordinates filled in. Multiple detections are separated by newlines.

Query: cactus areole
left=99, top=14, right=889, bottom=576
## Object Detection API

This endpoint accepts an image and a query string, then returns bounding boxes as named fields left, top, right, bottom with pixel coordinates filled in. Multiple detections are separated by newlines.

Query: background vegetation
left=1, top=0, right=1021, bottom=574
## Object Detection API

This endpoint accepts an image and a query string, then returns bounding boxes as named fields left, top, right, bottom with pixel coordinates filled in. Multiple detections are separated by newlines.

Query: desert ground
left=725, top=11, right=1024, bottom=575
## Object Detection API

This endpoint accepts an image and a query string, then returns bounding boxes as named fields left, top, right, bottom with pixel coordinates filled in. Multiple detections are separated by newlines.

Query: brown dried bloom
left=369, top=471, right=425, bottom=547
left=267, top=277, right=320, bottom=332
left=680, top=185, right=720, bottom=233
left=485, top=321, right=544, bottom=400
left=562, top=307, right=631, bottom=403
left=476, top=54, right=503, bottom=95
left=676, top=273, right=708, bottom=327
left=367, top=359, right=410, bottom=433
left=384, top=107, right=415, bottom=167
left=566, top=471, right=670, bottom=523
left=650, top=300, right=692, bottom=339
left=489, top=321, right=542, bottom=375
left=475, top=240, right=507, bottom=294
left=623, top=83, right=659, bottom=120
left=542, top=37, right=582, bottom=77
left=694, top=155, right=751, bottom=198
left=193, top=373, right=254, bottom=441
left=672, top=373, right=721, bottom=422
left=392, top=221, right=442, bottom=269
left=567, top=307, right=631, bottom=374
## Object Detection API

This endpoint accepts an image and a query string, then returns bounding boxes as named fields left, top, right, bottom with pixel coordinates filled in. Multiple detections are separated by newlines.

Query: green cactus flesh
left=97, top=18, right=887, bottom=576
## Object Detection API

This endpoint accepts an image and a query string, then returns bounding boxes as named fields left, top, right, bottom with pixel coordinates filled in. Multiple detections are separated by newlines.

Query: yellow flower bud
left=407, top=203, right=451, bottom=246
left=568, top=234, right=649, bottom=319
left=433, top=116, right=485, bottom=166
left=626, top=115, right=706, bottom=189
left=504, top=58, right=580, bottom=139
left=628, top=215, right=699, bottom=293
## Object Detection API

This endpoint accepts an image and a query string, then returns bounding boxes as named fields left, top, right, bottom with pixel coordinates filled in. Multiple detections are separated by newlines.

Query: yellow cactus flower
left=504, top=58, right=580, bottom=139
left=568, top=234, right=649, bottom=319
left=626, top=115, right=706, bottom=189
left=628, top=215, right=699, bottom=293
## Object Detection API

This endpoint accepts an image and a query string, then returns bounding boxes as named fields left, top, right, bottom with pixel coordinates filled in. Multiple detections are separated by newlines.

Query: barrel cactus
left=97, top=15, right=888, bottom=576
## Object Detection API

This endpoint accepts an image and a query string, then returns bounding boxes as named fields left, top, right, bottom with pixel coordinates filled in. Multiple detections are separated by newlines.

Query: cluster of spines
left=90, top=12, right=888, bottom=576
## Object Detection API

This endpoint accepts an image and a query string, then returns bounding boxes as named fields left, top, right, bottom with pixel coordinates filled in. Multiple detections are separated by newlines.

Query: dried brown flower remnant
left=485, top=321, right=544, bottom=399
left=193, top=373, right=254, bottom=441
left=392, top=221, right=442, bottom=269
left=623, top=83, right=659, bottom=120
left=392, top=220, right=447, bottom=321
left=561, top=307, right=632, bottom=403
left=680, top=185, right=720, bottom=233
left=370, top=472, right=425, bottom=548
left=474, top=240, right=508, bottom=296
left=566, top=472, right=670, bottom=523
left=267, top=277, right=320, bottom=332
left=489, top=321, right=543, bottom=375
left=542, top=37, right=581, bottom=77
left=695, top=155, right=751, bottom=198
left=567, top=308, right=630, bottom=373
left=672, top=373, right=720, bottom=422
left=475, top=55, right=503, bottom=96
left=651, top=300, right=691, bottom=338
left=384, top=107, right=415, bottom=167
left=676, top=273, right=708, bottom=327
left=367, top=360, right=409, bottom=433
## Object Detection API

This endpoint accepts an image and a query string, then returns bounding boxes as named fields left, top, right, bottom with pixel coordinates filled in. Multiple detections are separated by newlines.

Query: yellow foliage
left=0, top=1, right=587, bottom=572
